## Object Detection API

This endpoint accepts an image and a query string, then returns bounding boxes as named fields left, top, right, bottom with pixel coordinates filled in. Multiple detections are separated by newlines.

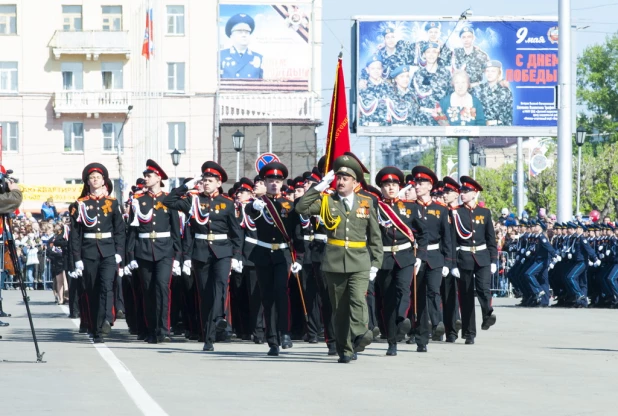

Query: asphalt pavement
left=1, top=289, right=616, bottom=416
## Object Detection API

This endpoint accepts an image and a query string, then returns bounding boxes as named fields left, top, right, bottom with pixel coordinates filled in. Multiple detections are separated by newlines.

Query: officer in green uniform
left=295, top=155, right=383, bottom=363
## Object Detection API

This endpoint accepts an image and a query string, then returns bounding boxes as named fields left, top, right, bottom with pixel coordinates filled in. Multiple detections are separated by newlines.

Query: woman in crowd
left=436, top=70, right=486, bottom=126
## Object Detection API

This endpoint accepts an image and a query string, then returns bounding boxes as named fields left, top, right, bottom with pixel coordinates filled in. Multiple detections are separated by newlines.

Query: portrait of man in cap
left=220, top=12, right=264, bottom=80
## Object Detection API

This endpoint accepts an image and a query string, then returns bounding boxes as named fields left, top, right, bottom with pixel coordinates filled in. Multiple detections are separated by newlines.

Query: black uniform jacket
left=378, top=198, right=417, bottom=270
left=451, top=204, right=498, bottom=270
left=411, top=200, right=453, bottom=270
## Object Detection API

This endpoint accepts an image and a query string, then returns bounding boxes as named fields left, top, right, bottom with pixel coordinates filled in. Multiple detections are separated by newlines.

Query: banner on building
left=352, top=16, right=559, bottom=137
left=218, top=3, right=311, bottom=91
left=18, top=185, right=83, bottom=202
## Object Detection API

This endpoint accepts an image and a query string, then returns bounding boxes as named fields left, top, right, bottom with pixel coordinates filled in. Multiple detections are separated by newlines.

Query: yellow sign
left=18, top=184, right=83, bottom=202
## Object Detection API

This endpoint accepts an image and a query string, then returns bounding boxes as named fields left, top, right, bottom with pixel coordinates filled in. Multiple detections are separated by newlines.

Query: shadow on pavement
left=547, top=347, right=618, bottom=353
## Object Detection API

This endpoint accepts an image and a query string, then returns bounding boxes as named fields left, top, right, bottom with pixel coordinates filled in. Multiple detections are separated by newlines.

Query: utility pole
left=117, top=105, right=133, bottom=200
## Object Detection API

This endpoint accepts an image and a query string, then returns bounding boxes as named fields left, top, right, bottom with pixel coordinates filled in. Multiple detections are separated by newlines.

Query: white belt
left=459, top=244, right=487, bottom=253
left=427, top=243, right=440, bottom=251
left=384, top=242, right=412, bottom=253
left=313, top=234, right=327, bottom=242
left=303, top=235, right=314, bottom=241
left=195, top=233, right=227, bottom=241
left=138, top=232, right=171, bottom=239
left=245, top=237, right=288, bottom=250
left=83, top=232, right=112, bottom=239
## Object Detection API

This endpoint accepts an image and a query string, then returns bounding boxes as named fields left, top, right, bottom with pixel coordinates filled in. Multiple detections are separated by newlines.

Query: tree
left=475, top=164, right=517, bottom=218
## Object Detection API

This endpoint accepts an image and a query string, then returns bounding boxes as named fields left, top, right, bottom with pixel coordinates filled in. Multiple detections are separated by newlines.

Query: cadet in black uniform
left=409, top=166, right=454, bottom=352
left=164, top=162, right=242, bottom=351
left=245, top=162, right=303, bottom=356
left=442, top=176, right=463, bottom=342
left=71, top=163, right=126, bottom=343
left=126, top=160, right=182, bottom=344
left=450, top=176, right=498, bottom=344
left=374, top=167, right=416, bottom=356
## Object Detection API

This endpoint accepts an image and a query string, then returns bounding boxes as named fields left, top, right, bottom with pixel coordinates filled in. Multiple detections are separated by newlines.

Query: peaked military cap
left=259, top=161, right=288, bottom=180
left=225, top=13, right=255, bottom=37
left=144, top=159, right=168, bottom=180
left=460, top=175, right=483, bottom=192
left=442, top=176, right=461, bottom=193
left=412, top=166, right=438, bottom=185
left=82, top=163, right=109, bottom=183
left=333, top=155, right=362, bottom=181
left=201, top=161, right=228, bottom=183
left=375, top=166, right=404, bottom=187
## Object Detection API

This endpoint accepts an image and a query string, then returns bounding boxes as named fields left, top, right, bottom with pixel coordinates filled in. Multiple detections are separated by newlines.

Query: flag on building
left=141, top=8, right=154, bottom=60
left=323, top=53, right=351, bottom=173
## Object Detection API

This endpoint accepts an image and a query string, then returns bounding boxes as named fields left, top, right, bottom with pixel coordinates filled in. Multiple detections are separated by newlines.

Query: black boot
left=0, top=300, right=10, bottom=318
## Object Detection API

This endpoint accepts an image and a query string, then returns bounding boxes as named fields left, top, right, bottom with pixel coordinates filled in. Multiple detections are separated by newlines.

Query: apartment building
left=0, top=0, right=321, bottom=210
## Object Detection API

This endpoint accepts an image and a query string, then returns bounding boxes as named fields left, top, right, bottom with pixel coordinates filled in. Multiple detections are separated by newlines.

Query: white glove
left=594, top=259, right=601, bottom=267
left=398, top=184, right=412, bottom=199
left=521, top=258, right=526, bottom=264
left=172, top=260, right=181, bottom=276
left=526, top=251, right=531, bottom=257
left=123, top=266, right=132, bottom=276
left=515, top=255, right=520, bottom=261
left=451, top=268, right=461, bottom=278
left=369, top=266, right=378, bottom=281
left=606, top=250, right=611, bottom=256
left=128, top=260, right=139, bottom=270
left=549, top=263, right=554, bottom=269
left=520, top=249, right=525, bottom=254
left=184, top=177, right=199, bottom=190
left=600, top=254, right=605, bottom=259
left=68, top=271, right=78, bottom=279
left=115, top=254, right=122, bottom=264
left=118, top=268, right=124, bottom=277
left=414, top=258, right=422, bottom=274
left=555, top=255, right=562, bottom=262
left=314, top=170, right=335, bottom=192
left=291, top=262, right=302, bottom=273
left=252, top=199, right=266, bottom=211
left=588, top=260, right=593, bottom=266
left=490, top=263, right=497, bottom=274
left=182, top=260, right=192, bottom=275
left=441, top=266, right=449, bottom=277
left=598, top=246, right=604, bottom=251
left=231, top=258, right=243, bottom=273
left=75, top=260, right=84, bottom=271
left=568, top=253, right=572, bottom=260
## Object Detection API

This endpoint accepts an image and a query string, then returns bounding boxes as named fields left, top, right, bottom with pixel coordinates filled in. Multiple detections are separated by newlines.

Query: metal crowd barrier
left=490, top=251, right=515, bottom=298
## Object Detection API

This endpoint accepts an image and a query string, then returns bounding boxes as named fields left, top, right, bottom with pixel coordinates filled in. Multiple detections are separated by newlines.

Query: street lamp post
left=232, top=129, right=245, bottom=181
left=470, top=145, right=480, bottom=179
left=171, top=148, right=181, bottom=188
left=576, top=126, right=587, bottom=215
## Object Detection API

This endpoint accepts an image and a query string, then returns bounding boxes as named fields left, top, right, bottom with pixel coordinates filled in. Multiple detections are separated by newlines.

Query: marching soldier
left=442, top=176, right=463, bottom=342
left=453, top=26, right=489, bottom=88
left=450, top=176, right=498, bottom=344
left=163, top=162, right=242, bottom=351
left=475, top=60, right=514, bottom=126
left=374, top=167, right=416, bottom=356
left=296, top=155, right=383, bottom=363
left=409, top=166, right=453, bottom=351
left=126, top=160, right=182, bottom=344
left=71, top=163, right=125, bottom=343
left=245, top=162, right=303, bottom=356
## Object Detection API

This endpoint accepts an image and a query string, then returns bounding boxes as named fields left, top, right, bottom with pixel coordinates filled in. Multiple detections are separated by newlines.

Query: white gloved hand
left=172, top=260, right=181, bottom=276
left=521, top=258, right=526, bottom=264
left=291, top=262, right=302, bottom=273
left=555, top=255, right=562, bottom=262
left=588, top=260, right=593, bottom=266
left=123, top=266, right=132, bottom=276
left=607, top=250, right=611, bottom=256
left=398, top=184, right=412, bottom=199
left=182, top=260, right=192, bottom=275
left=414, top=258, right=422, bottom=274
left=567, top=253, right=572, bottom=260
left=184, top=177, right=199, bottom=190
left=600, top=254, right=605, bottom=259
left=520, top=249, right=525, bottom=255
left=314, top=170, right=335, bottom=192
left=549, top=263, right=554, bottom=269
left=369, top=266, right=378, bottom=281
left=441, top=266, right=449, bottom=277
left=231, top=258, right=243, bottom=273
left=526, top=251, right=531, bottom=257
left=129, top=260, right=139, bottom=270
left=118, top=268, right=124, bottom=277
left=115, top=254, right=122, bottom=264
left=252, top=199, right=267, bottom=211
left=451, top=268, right=461, bottom=278
left=594, top=259, right=601, bottom=267
left=490, top=263, right=497, bottom=274
left=75, top=260, right=84, bottom=271
left=515, top=255, right=520, bottom=261
left=68, top=271, right=78, bottom=279
left=598, top=245, right=604, bottom=251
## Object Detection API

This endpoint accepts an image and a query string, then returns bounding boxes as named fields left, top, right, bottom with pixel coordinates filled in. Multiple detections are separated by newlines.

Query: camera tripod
left=1, top=213, right=45, bottom=362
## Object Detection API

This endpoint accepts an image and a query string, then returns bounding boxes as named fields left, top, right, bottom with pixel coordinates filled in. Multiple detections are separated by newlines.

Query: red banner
left=323, top=53, right=351, bottom=174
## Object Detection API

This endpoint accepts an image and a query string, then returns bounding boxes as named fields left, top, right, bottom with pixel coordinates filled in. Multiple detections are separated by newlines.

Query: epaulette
left=435, top=200, right=447, bottom=207
left=77, top=196, right=90, bottom=202
left=357, top=193, right=371, bottom=199
left=106, top=196, right=117, bottom=200
left=133, top=193, right=144, bottom=199
left=221, top=194, right=233, bottom=201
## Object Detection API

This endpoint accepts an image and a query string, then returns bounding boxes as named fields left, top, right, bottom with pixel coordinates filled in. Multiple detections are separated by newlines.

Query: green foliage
left=418, top=140, right=457, bottom=174
left=475, top=164, right=517, bottom=218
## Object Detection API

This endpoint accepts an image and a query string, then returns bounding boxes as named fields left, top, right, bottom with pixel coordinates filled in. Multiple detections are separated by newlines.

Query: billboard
left=218, top=3, right=312, bottom=92
left=352, top=16, right=559, bottom=137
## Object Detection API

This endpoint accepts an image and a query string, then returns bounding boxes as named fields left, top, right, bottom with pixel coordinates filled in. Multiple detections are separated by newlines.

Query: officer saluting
left=451, top=176, right=498, bottom=344
left=295, top=155, right=383, bottom=363
left=245, top=162, right=302, bottom=356
left=71, top=163, right=125, bottom=343
left=163, top=161, right=242, bottom=352
left=126, top=160, right=182, bottom=344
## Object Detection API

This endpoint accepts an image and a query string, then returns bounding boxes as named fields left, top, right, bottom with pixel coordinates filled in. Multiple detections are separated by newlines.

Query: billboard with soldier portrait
left=352, top=16, right=559, bottom=137
left=218, top=3, right=312, bottom=91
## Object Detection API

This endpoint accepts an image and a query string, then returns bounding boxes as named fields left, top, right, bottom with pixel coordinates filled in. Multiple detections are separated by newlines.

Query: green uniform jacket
left=295, top=187, right=383, bottom=274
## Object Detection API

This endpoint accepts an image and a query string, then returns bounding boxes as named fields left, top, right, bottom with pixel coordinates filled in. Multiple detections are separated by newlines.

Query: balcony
left=49, top=30, right=131, bottom=60
left=53, top=90, right=133, bottom=118
left=219, top=92, right=319, bottom=121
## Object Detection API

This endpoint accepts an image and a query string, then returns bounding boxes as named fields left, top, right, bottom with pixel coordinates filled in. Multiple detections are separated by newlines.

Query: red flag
left=141, top=8, right=154, bottom=60
left=323, top=53, right=351, bottom=173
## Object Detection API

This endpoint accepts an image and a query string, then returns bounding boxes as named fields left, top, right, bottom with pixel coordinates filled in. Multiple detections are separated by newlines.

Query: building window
left=0, top=122, right=18, bottom=152
left=166, top=5, right=184, bottom=35
left=0, top=5, right=17, bottom=35
left=102, top=5, right=122, bottom=31
left=102, top=122, right=123, bottom=152
left=63, top=122, right=84, bottom=152
left=65, top=179, right=84, bottom=185
left=62, top=5, right=82, bottom=31
left=61, top=62, right=83, bottom=90
left=167, top=62, right=185, bottom=92
left=0, top=62, right=17, bottom=92
left=167, top=122, right=186, bottom=152
left=101, top=62, right=123, bottom=89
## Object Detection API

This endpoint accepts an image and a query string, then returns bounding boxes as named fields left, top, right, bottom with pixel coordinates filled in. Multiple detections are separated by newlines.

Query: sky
left=318, top=0, right=618, bottom=162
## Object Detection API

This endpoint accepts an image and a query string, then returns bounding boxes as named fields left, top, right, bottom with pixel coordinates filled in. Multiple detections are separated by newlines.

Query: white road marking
left=59, top=305, right=168, bottom=416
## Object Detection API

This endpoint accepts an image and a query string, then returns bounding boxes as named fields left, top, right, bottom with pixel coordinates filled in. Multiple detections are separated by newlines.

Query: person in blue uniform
left=220, top=13, right=263, bottom=80
left=523, top=219, right=559, bottom=307
left=126, top=160, right=182, bottom=344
